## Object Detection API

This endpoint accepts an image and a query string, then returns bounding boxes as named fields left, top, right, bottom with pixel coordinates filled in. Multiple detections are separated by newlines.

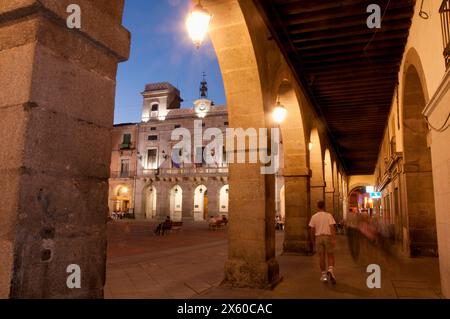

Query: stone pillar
left=207, top=182, right=219, bottom=217
left=0, top=1, right=130, bottom=298
left=339, top=196, right=344, bottom=222
left=182, top=184, right=194, bottom=221
left=325, top=190, right=335, bottom=216
left=283, top=168, right=312, bottom=255
left=224, top=163, right=279, bottom=289
left=310, top=182, right=325, bottom=216
left=156, top=182, right=168, bottom=220
left=334, top=194, right=340, bottom=221
left=206, top=0, right=279, bottom=289
left=133, top=179, right=145, bottom=220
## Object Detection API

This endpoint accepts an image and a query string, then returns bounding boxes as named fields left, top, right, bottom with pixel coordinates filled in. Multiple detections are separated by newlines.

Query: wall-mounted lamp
left=272, top=100, right=287, bottom=124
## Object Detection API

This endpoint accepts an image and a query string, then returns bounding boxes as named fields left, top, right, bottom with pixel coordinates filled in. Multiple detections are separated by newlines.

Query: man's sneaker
left=327, top=269, right=337, bottom=285
left=320, top=273, right=328, bottom=283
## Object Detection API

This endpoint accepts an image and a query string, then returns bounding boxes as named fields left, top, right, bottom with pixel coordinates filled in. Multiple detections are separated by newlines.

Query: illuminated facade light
left=272, top=101, right=287, bottom=124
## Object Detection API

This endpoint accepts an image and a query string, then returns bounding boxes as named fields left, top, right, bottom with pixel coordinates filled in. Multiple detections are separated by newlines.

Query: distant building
left=108, top=81, right=231, bottom=221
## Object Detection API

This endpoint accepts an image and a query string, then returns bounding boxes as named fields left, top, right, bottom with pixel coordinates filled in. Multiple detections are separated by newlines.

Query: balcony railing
left=441, top=0, right=450, bottom=69
left=110, top=171, right=135, bottom=178
left=119, top=143, right=134, bottom=151
left=142, top=167, right=228, bottom=177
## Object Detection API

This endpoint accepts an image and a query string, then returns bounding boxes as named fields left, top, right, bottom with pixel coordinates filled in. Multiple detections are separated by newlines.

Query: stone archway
left=142, top=185, right=157, bottom=220
left=402, top=65, right=437, bottom=257
left=0, top=0, right=345, bottom=298
left=276, top=81, right=310, bottom=255
left=169, top=185, right=183, bottom=222
left=205, top=0, right=287, bottom=288
left=194, top=185, right=208, bottom=221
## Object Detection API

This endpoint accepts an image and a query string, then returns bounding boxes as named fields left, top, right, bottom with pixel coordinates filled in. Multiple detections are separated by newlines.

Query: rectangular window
left=147, top=149, right=158, bottom=169
left=150, top=127, right=157, bottom=131
left=120, top=159, right=130, bottom=178
left=148, top=135, right=158, bottom=141
left=120, top=134, right=132, bottom=150
left=175, top=124, right=181, bottom=129
left=224, top=121, right=229, bottom=126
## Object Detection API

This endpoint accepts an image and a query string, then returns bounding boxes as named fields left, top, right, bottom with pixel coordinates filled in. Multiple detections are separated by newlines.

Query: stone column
left=283, top=168, right=312, bottom=255
left=224, top=163, right=279, bottom=288
left=133, top=179, right=145, bottom=220
left=182, top=183, right=194, bottom=221
left=207, top=182, right=219, bottom=217
left=206, top=0, right=279, bottom=289
left=339, top=196, right=344, bottom=222
left=325, top=189, right=335, bottom=216
left=334, top=194, right=340, bottom=221
left=310, top=181, right=325, bottom=216
left=156, top=182, right=168, bottom=220
left=0, top=1, right=130, bottom=298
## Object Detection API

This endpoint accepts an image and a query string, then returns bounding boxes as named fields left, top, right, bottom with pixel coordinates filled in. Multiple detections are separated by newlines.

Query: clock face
left=198, top=103, right=207, bottom=111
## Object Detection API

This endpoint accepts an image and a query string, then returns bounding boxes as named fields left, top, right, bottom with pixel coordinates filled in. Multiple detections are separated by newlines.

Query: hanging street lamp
left=186, top=1, right=212, bottom=49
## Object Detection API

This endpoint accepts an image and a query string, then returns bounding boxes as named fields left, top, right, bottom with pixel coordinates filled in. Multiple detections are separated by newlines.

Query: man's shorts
left=316, top=235, right=334, bottom=254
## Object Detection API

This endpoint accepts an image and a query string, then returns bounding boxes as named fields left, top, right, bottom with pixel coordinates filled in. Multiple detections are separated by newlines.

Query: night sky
left=114, top=0, right=226, bottom=124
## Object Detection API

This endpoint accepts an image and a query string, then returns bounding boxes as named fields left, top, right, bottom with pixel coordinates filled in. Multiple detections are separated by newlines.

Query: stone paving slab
left=106, top=221, right=442, bottom=299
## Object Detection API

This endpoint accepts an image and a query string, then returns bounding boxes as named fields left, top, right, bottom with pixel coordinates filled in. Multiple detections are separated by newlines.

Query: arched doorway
left=219, top=185, right=229, bottom=217
left=169, top=185, right=183, bottom=222
left=113, top=185, right=132, bottom=213
left=402, top=65, right=437, bottom=257
left=194, top=185, right=208, bottom=221
left=144, top=185, right=157, bottom=220
left=348, top=185, right=370, bottom=215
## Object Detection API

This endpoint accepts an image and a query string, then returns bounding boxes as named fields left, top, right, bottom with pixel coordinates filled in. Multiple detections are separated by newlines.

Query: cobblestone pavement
left=105, top=221, right=442, bottom=299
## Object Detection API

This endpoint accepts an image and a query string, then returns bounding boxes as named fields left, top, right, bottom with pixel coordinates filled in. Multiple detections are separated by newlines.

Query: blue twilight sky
left=114, top=0, right=226, bottom=124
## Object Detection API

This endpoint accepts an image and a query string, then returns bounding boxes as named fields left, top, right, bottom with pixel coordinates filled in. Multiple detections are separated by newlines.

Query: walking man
left=309, top=200, right=337, bottom=284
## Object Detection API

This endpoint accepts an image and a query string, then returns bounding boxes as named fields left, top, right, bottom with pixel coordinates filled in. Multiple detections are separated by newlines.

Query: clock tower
left=194, top=73, right=213, bottom=118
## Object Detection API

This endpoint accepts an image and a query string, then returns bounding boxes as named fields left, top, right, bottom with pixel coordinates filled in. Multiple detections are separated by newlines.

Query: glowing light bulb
left=272, top=102, right=287, bottom=124
left=186, top=3, right=212, bottom=49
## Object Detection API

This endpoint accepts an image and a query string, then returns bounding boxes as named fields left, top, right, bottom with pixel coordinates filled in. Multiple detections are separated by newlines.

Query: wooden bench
left=155, top=221, right=183, bottom=235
